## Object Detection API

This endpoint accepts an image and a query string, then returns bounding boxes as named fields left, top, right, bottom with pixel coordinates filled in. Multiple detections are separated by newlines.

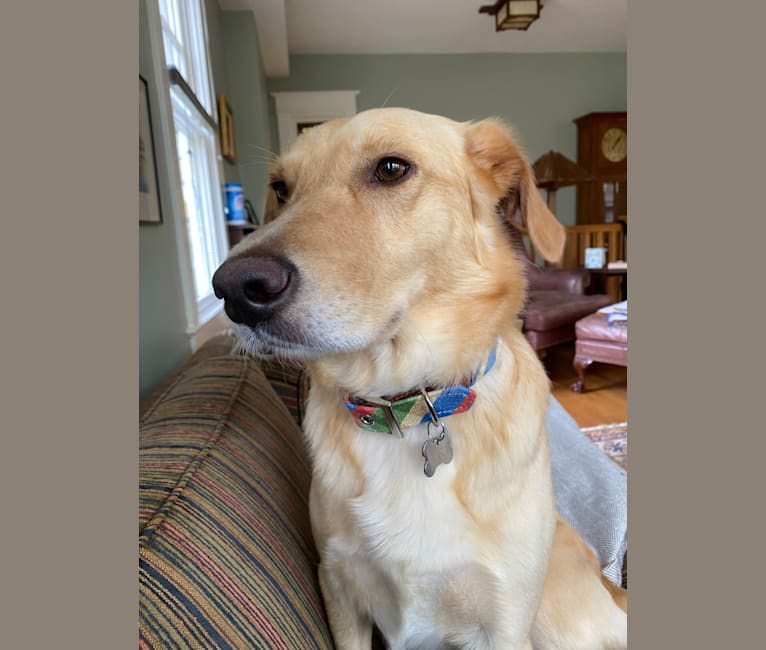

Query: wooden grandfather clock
left=574, top=112, right=627, bottom=224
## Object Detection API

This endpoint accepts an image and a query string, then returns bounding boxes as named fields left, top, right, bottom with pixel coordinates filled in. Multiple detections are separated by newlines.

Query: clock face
left=601, top=127, right=627, bottom=163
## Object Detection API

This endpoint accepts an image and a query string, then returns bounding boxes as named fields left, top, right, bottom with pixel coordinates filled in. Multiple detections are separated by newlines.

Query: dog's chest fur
left=351, top=425, right=474, bottom=560
left=327, top=424, right=498, bottom=647
left=305, top=352, right=555, bottom=648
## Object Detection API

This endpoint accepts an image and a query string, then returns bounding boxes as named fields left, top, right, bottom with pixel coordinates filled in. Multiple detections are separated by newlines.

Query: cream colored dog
left=213, top=108, right=627, bottom=649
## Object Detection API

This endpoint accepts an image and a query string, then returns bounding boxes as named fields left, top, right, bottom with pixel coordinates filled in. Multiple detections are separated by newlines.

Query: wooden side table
left=586, top=267, right=627, bottom=302
left=227, top=223, right=256, bottom=248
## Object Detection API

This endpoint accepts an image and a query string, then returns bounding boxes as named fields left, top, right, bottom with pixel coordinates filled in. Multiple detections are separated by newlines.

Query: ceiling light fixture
left=479, top=0, right=542, bottom=31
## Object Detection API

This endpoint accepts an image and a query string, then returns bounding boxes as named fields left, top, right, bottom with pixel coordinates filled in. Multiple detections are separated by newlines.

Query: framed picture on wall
left=218, top=93, right=236, bottom=164
left=139, top=75, right=163, bottom=224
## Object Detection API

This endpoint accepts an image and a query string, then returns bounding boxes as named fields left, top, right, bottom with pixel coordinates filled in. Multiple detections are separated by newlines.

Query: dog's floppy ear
left=466, top=118, right=565, bottom=264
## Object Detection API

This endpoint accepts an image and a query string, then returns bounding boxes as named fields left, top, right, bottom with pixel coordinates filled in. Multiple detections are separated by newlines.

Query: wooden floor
left=542, top=342, right=627, bottom=429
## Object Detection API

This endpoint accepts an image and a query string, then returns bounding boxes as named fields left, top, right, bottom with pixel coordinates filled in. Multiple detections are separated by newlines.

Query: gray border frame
left=3, top=0, right=765, bottom=647
left=2, top=1, right=137, bottom=646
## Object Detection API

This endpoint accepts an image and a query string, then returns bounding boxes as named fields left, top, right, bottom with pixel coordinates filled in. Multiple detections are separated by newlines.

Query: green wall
left=267, top=53, right=627, bottom=226
left=206, top=0, right=241, bottom=185
left=221, top=11, right=275, bottom=220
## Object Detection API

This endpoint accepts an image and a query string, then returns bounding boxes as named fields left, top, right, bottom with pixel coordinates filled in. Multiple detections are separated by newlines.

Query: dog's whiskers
left=239, top=160, right=280, bottom=169
left=380, top=86, right=399, bottom=109
left=246, top=143, right=279, bottom=159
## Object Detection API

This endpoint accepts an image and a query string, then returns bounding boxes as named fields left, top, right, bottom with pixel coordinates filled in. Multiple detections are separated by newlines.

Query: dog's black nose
left=212, top=253, right=298, bottom=326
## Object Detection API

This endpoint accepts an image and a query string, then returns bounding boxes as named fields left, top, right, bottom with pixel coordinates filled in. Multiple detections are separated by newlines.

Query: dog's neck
left=310, top=304, right=509, bottom=390
left=338, top=339, right=499, bottom=437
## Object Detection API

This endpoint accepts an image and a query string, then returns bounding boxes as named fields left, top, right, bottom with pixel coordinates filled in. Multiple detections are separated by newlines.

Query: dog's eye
left=374, top=157, right=411, bottom=183
left=270, top=180, right=289, bottom=204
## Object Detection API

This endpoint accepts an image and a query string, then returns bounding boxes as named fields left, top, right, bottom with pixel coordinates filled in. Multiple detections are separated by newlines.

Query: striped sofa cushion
left=258, top=360, right=309, bottom=428
left=139, top=335, right=333, bottom=649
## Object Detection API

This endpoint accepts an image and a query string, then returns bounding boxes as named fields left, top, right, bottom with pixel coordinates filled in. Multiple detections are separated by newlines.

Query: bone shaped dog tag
left=422, top=424, right=453, bottom=477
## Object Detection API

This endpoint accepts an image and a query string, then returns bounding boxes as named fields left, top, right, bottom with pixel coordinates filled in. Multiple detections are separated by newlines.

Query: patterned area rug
left=581, top=422, right=627, bottom=470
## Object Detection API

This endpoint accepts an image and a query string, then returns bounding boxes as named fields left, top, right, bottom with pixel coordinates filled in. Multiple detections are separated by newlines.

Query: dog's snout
left=212, top=253, right=298, bottom=326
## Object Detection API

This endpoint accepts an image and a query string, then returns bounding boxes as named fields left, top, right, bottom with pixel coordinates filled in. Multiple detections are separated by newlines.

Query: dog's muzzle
left=212, top=251, right=298, bottom=328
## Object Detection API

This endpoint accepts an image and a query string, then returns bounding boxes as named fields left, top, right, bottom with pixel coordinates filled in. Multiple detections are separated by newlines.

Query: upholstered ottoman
left=570, top=312, right=628, bottom=392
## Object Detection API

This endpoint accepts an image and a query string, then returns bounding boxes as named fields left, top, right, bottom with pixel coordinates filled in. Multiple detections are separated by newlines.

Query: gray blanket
left=547, top=397, right=627, bottom=585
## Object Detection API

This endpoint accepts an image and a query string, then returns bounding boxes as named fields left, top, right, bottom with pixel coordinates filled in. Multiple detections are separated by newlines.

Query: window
left=158, top=0, right=227, bottom=327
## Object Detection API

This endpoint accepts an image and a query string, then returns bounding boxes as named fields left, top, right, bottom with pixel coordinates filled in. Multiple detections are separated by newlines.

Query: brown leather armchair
left=519, top=254, right=614, bottom=355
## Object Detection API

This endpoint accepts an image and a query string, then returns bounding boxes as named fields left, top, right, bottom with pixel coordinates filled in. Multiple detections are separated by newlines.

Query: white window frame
left=145, top=0, right=228, bottom=343
left=170, top=90, right=228, bottom=321
left=158, top=0, right=215, bottom=117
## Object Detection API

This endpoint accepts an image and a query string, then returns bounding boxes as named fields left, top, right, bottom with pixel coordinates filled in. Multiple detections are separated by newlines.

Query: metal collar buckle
left=356, top=394, right=404, bottom=437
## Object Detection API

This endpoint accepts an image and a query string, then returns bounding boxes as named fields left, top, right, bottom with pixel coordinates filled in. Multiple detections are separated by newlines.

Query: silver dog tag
left=422, top=422, right=453, bottom=477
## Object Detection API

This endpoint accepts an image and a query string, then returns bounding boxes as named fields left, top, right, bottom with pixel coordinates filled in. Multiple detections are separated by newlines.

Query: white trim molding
left=271, top=90, right=359, bottom=153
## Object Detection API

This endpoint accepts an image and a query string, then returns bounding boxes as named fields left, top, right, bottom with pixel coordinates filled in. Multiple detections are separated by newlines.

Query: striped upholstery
left=139, top=335, right=333, bottom=649
left=258, top=360, right=309, bottom=428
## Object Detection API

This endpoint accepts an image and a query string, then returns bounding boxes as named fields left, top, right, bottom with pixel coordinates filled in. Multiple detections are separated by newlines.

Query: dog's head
left=213, top=108, right=564, bottom=393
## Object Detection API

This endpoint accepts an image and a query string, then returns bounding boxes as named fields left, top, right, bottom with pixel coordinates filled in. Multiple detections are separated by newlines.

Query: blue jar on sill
left=223, top=183, right=246, bottom=225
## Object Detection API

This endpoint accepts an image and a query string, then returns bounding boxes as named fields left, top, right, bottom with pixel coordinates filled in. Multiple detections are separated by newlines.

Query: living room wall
left=139, top=0, right=193, bottom=403
left=220, top=11, right=275, bottom=219
left=139, top=1, right=272, bottom=402
left=206, top=0, right=242, bottom=186
left=267, top=52, right=626, bottom=226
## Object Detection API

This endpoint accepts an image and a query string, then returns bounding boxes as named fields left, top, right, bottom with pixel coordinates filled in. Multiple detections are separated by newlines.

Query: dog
left=212, top=108, right=627, bottom=649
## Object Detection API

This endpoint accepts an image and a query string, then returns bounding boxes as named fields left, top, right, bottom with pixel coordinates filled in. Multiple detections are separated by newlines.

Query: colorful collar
left=343, top=342, right=498, bottom=437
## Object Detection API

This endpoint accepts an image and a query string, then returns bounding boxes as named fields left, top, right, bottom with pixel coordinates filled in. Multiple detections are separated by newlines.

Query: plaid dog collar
left=344, top=341, right=498, bottom=436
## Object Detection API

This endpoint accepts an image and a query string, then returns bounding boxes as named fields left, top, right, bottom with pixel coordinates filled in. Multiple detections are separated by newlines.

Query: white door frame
left=271, top=90, right=359, bottom=153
